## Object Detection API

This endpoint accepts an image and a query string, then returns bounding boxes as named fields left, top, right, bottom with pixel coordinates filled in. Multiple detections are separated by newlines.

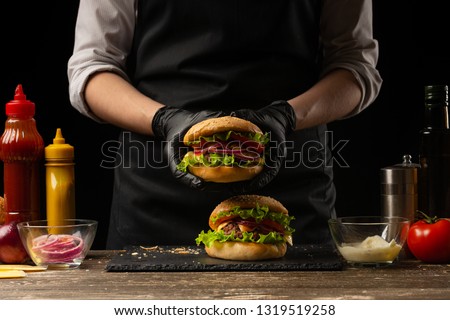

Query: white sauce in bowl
left=337, top=235, right=402, bottom=263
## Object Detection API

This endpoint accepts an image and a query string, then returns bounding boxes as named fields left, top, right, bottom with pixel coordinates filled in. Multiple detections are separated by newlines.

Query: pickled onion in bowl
left=32, top=234, right=84, bottom=263
left=17, top=219, right=98, bottom=269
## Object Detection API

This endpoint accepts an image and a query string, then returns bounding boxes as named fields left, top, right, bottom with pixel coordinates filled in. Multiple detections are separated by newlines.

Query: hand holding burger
left=196, top=195, right=295, bottom=260
left=231, top=100, right=296, bottom=193
left=153, top=101, right=295, bottom=192
left=152, top=106, right=226, bottom=189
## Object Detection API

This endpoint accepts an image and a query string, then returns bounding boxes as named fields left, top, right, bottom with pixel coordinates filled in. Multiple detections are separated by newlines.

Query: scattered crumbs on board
left=139, top=246, right=202, bottom=255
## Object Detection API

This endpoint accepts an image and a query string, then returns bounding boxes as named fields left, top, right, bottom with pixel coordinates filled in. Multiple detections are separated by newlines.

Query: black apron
left=106, top=0, right=336, bottom=249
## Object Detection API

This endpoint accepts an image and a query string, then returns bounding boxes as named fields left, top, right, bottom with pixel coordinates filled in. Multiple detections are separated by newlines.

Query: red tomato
left=407, top=213, right=450, bottom=263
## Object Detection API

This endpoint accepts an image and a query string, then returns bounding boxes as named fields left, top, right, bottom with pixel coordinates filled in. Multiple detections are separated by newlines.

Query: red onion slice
left=32, top=234, right=59, bottom=250
left=31, top=234, right=84, bottom=263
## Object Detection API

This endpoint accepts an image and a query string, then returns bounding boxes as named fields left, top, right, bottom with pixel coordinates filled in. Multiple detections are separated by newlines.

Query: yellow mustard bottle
left=45, top=128, right=76, bottom=227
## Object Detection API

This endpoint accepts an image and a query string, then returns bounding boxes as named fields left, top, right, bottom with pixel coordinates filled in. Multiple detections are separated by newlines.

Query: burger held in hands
left=177, top=116, right=268, bottom=183
left=196, top=195, right=295, bottom=261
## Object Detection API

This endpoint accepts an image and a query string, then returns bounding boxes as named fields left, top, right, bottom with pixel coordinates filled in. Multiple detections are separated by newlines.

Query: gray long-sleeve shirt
left=68, top=0, right=382, bottom=121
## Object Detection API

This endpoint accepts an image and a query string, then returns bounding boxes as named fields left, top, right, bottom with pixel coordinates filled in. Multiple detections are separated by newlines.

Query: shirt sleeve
left=67, top=0, right=136, bottom=122
left=320, top=0, right=382, bottom=117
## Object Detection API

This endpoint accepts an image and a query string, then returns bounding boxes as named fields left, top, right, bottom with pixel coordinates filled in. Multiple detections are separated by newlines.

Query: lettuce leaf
left=176, top=152, right=264, bottom=173
left=195, top=230, right=285, bottom=247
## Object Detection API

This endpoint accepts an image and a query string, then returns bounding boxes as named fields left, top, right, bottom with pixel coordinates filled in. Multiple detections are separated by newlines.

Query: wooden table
left=2, top=250, right=449, bottom=300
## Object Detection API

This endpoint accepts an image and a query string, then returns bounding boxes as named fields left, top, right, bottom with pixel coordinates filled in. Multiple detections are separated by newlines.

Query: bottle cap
left=45, top=128, right=74, bottom=160
left=425, top=84, right=448, bottom=108
left=5, top=84, right=35, bottom=117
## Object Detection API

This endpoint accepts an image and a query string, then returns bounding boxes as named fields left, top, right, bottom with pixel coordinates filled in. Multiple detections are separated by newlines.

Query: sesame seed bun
left=205, top=241, right=287, bottom=261
left=183, top=116, right=263, bottom=144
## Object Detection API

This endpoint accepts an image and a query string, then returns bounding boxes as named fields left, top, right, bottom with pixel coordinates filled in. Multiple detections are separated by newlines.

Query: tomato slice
left=260, top=219, right=284, bottom=234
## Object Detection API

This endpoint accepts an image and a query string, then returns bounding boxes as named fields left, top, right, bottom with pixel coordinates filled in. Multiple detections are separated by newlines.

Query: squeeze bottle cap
left=5, top=84, right=36, bottom=117
left=45, top=128, right=74, bottom=160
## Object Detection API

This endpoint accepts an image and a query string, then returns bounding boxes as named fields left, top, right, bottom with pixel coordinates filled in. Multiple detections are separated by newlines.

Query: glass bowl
left=17, top=219, right=98, bottom=269
left=328, top=216, right=410, bottom=267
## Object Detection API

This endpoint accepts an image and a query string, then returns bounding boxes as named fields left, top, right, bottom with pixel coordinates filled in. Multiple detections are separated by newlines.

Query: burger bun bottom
left=205, top=241, right=287, bottom=261
left=189, top=164, right=263, bottom=183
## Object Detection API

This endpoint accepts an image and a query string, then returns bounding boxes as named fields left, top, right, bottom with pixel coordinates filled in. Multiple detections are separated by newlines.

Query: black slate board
left=105, top=244, right=344, bottom=272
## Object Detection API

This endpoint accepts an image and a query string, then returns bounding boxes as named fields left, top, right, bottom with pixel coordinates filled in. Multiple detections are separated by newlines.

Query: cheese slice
left=0, top=270, right=27, bottom=279
left=0, top=264, right=47, bottom=272
left=284, top=235, right=293, bottom=246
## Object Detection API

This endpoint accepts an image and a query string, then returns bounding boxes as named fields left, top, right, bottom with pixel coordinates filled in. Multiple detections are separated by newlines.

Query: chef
left=68, top=0, right=382, bottom=249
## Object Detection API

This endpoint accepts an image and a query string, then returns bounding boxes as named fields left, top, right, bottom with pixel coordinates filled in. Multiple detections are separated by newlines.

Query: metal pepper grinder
left=380, top=155, right=419, bottom=258
left=380, top=154, right=419, bottom=222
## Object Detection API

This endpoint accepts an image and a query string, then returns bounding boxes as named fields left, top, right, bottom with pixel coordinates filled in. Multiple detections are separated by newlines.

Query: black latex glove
left=152, top=106, right=226, bottom=189
left=231, top=100, right=296, bottom=192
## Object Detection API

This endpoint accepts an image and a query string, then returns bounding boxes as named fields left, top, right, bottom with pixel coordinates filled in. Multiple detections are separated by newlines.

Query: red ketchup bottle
left=0, top=84, right=44, bottom=223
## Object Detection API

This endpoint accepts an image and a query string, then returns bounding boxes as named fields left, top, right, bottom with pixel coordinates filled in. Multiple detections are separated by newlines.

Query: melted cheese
left=216, top=221, right=229, bottom=231
left=238, top=224, right=254, bottom=232
left=284, top=235, right=293, bottom=246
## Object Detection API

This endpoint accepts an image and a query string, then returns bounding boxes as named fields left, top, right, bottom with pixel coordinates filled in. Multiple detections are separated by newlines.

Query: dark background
left=0, top=1, right=449, bottom=249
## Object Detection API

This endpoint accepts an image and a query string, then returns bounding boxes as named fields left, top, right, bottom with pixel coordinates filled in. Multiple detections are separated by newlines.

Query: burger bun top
left=183, top=116, right=263, bottom=144
left=209, top=194, right=288, bottom=230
